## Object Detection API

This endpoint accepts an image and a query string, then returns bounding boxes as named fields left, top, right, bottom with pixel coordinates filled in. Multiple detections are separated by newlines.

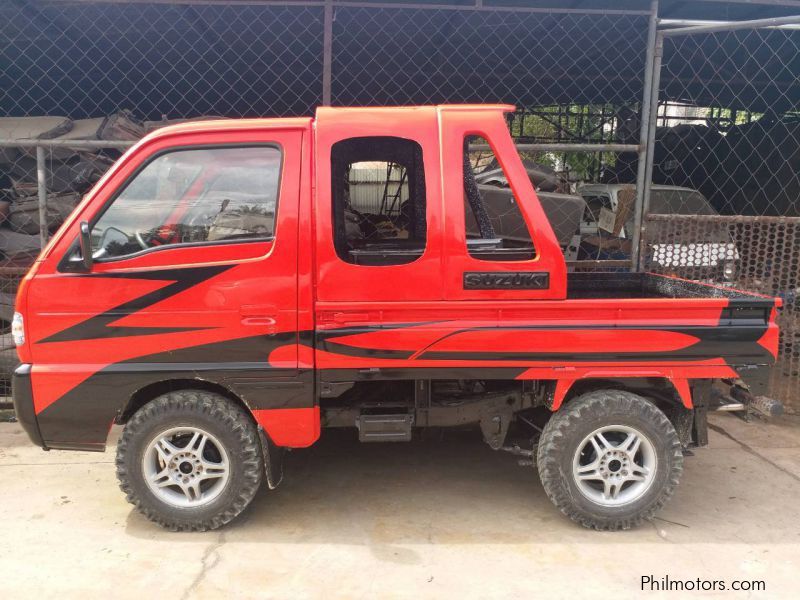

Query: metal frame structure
left=633, top=12, right=800, bottom=270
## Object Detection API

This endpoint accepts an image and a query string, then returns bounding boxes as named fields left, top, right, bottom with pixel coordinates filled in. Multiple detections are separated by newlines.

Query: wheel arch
left=117, top=377, right=253, bottom=425
left=114, top=388, right=264, bottom=531
left=551, top=376, right=693, bottom=412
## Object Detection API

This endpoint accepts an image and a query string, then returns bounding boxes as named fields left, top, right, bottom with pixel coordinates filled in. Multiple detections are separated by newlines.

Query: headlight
left=12, top=312, right=24, bottom=346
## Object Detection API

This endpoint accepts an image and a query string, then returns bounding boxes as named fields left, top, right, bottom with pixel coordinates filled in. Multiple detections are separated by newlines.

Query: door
left=313, top=106, right=444, bottom=304
left=26, top=125, right=307, bottom=446
left=313, top=107, right=446, bottom=372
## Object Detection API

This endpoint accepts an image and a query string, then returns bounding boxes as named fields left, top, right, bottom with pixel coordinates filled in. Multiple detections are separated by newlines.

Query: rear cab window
left=330, top=136, right=427, bottom=266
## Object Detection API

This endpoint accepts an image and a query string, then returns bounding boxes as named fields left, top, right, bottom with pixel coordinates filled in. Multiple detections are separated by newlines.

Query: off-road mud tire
left=537, top=389, right=683, bottom=531
left=116, top=391, right=263, bottom=532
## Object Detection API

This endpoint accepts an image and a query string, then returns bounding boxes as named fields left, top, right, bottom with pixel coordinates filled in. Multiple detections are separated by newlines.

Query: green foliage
left=508, top=103, right=628, bottom=181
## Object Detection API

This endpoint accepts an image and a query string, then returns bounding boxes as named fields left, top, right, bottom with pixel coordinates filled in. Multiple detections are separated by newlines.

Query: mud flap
left=257, top=425, right=286, bottom=490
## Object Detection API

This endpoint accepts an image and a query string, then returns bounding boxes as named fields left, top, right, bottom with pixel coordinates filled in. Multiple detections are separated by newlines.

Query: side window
left=331, top=136, right=427, bottom=266
left=92, top=146, right=281, bottom=260
left=464, top=136, right=536, bottom=262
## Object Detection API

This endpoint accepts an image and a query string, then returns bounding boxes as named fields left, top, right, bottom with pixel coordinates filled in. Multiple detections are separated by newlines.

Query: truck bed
left=568, top=272, right=774, bottom=305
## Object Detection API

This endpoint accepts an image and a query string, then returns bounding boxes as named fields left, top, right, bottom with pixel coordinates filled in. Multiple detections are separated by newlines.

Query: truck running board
left=356, top=413, right=414, bottom=442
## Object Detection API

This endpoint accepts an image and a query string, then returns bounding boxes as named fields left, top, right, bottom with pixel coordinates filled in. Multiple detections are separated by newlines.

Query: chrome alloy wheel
left=572, top=425, right=657, bottom=507
left=142, top=427, right=230, bottom=508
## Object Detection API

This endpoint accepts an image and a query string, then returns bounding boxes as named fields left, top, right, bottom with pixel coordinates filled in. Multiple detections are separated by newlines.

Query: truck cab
left=12, top=105, right=780, bottom=532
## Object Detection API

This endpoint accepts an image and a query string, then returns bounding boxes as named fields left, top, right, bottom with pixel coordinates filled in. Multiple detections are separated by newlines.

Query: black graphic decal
left=39, top=265, right=234, bottom=343
left=317, top=321, right=772, bottom=365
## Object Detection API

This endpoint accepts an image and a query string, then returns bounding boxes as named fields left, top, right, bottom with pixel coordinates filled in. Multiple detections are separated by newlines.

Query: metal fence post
left=35, top=145, right=48, bottom=246
left=630, top=0, right=658, bottom=271
left=635, top=32, right=664, bottom=272
left=322, top=0, right=333, bottom=105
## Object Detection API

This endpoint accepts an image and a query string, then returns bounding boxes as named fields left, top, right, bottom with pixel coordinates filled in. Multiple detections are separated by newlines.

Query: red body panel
left=22, top=120, right=316, bottom=447
left=439, top=107, right=566, bottom=301
left=251, top=407, right=320, bottom=448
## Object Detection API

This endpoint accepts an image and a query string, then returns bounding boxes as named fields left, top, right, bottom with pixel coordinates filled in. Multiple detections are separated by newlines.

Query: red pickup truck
left=12, top=105, right=780, bottom=532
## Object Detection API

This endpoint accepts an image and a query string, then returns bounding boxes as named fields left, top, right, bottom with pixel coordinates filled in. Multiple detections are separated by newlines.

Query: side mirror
left=78, top=221, right=93, bottom=271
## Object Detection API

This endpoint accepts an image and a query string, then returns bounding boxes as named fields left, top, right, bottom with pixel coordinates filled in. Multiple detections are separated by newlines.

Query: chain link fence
left=641, top=21, right=800, bottom=407
left=330, top=8, right=648, bottom=107
left=2, top=2, right=325, bottom=119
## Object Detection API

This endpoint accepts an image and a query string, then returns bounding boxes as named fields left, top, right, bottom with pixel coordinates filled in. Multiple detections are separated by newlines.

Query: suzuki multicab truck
left=12, top=105, right=780, bottom=531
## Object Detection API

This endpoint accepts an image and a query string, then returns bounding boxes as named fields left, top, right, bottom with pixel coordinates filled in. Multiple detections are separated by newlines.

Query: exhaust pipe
left=729, top=385, right=784, bottom=418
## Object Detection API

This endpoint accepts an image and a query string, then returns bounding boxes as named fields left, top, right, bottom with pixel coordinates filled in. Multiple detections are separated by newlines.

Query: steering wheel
left=134, top=230, right=149, bottom=250
left=94, top=226, right=128, bottom=259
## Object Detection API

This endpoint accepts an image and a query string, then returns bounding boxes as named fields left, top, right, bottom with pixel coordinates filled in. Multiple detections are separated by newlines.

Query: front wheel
left=537, top=389, right=683, bottom=530
left=116, top=391, right=263, bottom=531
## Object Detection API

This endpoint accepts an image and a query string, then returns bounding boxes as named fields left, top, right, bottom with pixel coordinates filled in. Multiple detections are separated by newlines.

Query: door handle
left=241, top=304, right=278, bottom=333
left=241, top=316, right=277, bottom=327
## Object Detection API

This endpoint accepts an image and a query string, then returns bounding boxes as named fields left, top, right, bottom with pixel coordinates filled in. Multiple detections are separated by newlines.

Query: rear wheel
left=116, top=391, right=263, bottom=531
left=537, top=389, right=683, bottom=530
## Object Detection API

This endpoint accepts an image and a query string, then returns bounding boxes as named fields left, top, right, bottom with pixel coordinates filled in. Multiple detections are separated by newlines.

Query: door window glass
left=91, top=146, right=281, bottom=259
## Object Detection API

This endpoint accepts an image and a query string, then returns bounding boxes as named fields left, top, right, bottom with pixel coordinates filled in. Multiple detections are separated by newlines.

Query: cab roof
left=146, top=105, right=515, bottom=139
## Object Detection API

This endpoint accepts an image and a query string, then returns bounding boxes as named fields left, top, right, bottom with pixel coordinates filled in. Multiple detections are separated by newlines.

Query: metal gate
left=639, top=16, right=800, bottom=405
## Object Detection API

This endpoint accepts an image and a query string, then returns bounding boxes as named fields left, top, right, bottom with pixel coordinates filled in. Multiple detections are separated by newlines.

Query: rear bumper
left=12, top=364, right=46, bottom=449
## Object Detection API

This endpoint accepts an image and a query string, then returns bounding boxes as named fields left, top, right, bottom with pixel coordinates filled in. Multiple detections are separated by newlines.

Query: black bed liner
left=567, top=272, right=775, bottom=306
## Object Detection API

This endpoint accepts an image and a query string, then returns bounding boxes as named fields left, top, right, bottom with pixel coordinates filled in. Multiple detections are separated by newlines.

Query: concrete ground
left=1, top=413, right=799, bottom=599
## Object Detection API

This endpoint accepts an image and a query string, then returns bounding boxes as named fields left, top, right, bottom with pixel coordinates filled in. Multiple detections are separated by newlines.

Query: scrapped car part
left=0, top=116, right=74, bottom=164
left=0, top=171, right=13, bottom=206
left=10, top=153, right=113, bottom=196
left=472, top=184, right=585, bottom=248
left=98, top=110, right=145, bottom=141
left=41, top=118, right=106, bottom=160
left=6, top=192, right=81, bottom=235
left=11, top=105, right=781, bottom=532
left=578, top=184, right=739, bottom=279
left=475, top=157, right=563, bottom=192
left=0, top=333, right=18, bottom=377
left=0, top=292, right=15, bottom=329
left=0, top=227, right=41, bottom=260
